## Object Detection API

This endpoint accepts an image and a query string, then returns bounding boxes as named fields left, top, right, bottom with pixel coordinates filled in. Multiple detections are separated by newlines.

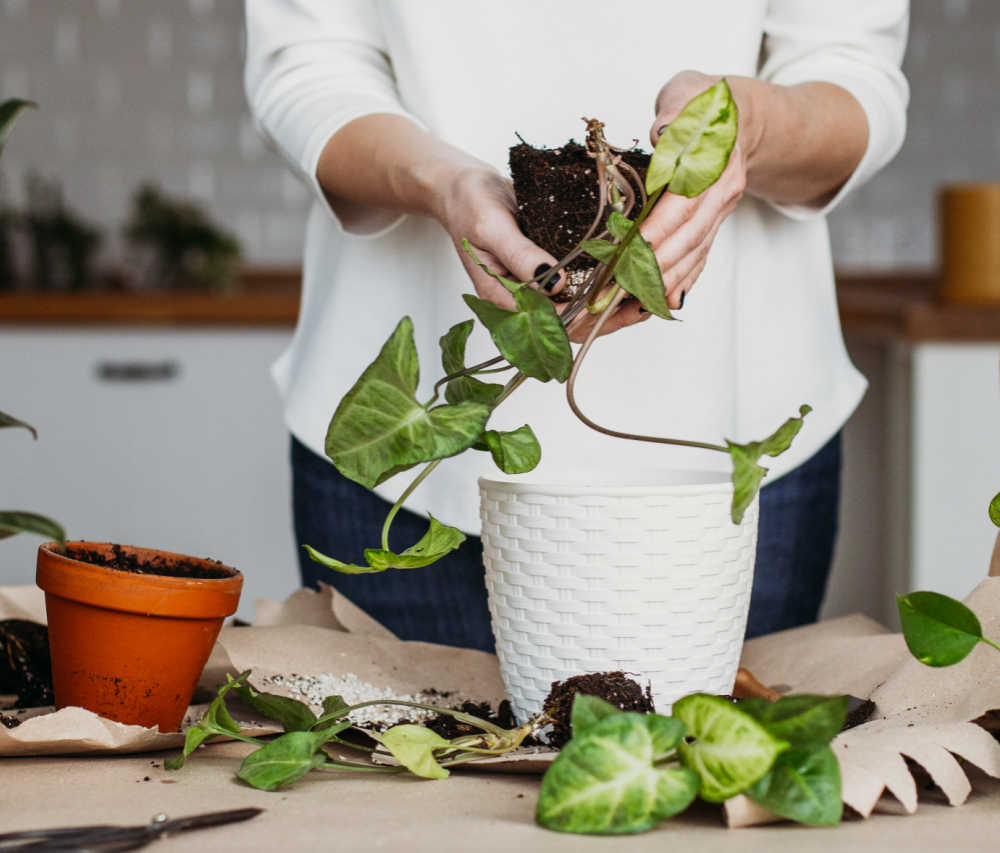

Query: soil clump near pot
left=509, top=140, right=650, bottom=299
left=66, top=542, right=230, bottom=579
left=0, top=619, right=53, bottom=708
left=543, top=671, right=655, bottom=749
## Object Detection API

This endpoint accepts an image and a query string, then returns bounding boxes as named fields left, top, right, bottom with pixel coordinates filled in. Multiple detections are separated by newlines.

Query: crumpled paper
left=3, top=569, right=999, bottom=827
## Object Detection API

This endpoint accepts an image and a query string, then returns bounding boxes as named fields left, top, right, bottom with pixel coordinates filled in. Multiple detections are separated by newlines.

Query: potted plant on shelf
left=302, top=80, right=810, bottom=718
left=0, top=99, right=243, bottom=732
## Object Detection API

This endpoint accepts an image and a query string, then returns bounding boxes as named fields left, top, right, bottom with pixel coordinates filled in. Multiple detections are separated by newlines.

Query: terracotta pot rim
left=37, top=541, right=243, bottom=619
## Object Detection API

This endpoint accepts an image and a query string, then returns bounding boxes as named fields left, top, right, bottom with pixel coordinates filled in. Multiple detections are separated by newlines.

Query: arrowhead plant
left=305, top=79, right=809, bottom=574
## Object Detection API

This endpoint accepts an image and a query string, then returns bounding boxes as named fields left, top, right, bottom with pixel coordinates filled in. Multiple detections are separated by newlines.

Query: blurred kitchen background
left=1, top=0, right=998, bottom=622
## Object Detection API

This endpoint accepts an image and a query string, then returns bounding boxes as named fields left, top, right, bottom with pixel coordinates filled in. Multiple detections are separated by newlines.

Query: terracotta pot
left=36, top=541, right=242, bottom=732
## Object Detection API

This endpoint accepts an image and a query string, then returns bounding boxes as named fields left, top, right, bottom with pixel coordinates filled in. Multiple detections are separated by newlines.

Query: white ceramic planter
left=479, top=470, right=759, bottom=723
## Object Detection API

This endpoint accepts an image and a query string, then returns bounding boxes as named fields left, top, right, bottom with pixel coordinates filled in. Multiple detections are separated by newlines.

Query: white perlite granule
left=259, top=672, right=442, bottom=729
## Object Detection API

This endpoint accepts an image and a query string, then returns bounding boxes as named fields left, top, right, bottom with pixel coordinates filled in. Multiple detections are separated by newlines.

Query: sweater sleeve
left=758, top=0, right=910, bottom=220
left=243, top=0, right=423, bottom=235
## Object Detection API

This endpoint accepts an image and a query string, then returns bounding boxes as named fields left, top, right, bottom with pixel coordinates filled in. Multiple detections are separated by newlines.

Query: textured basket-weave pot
left=479, top=471, right=758, bottom=723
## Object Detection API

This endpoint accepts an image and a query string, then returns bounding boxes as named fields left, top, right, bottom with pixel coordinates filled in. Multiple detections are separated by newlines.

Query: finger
left=489, top=230, right=565, bottom=297
left=456, top=243, right=517, bottom=310
left=662, top=211, right=727, bottom=309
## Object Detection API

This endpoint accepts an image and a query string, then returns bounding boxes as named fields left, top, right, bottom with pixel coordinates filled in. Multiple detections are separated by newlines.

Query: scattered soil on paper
left=543, top=671, right=655, bottom=749
left=66, top=543, right=232, bottom=579
left=0, top=619, right=53, bottom=708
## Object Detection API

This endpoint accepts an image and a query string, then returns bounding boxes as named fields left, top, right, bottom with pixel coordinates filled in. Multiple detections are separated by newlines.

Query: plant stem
left=380, top=460, right=442, bottom=550
left=982, top=636, right=1000, bottom=654
left=313, top=698, right=513, bottom=739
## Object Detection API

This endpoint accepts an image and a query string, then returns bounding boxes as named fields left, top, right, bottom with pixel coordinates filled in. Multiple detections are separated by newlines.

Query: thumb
left=491, top=229, right=565, bottom=297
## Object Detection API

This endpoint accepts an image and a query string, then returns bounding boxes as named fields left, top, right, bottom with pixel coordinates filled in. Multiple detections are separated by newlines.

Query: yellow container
left=939, top=183, right=1000, bottom=304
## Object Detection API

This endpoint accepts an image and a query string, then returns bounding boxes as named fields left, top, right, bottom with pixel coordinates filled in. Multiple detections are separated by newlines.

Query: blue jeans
left=292, top=433, right=841, bottom=650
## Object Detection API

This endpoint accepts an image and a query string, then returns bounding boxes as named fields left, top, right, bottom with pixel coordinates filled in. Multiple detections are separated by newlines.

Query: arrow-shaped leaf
left=646, top=78, right=738, bottom=197
left=477, top=424, right=540, bottom=474
left=326, top=317, right=492, bottom=489
left=726, top=404, right=811, bottom=524
left=439, top=320, right=504, bottom=406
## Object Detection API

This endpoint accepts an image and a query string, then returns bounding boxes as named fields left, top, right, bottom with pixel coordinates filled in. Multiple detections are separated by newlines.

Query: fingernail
left=656, top=124, right=668, bottom=137
left=638, top=306, right=648, bottom=315
left=678, top=290, right=686, bottom=309
left=535, top=263, right=559, bottom=292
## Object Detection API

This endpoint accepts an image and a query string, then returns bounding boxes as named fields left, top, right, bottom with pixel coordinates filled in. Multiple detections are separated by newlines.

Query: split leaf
left=304, top=515, right=466, bottom=575
left=581, top=212, right=671, bottom=320
left=536, top=712, right=697, bottom=834
left=0, top=511, right=66, bottom=546
left=0, top=409, right=38, bottom=439
left=325, top=317, right=492, bottom=489
left=646, top=78, right=738, bottom=197
left=673, top=694, right=787, bottom=802
left=378, top=725, right=452, bottom=779
left=746, top=744, right=842, bottom=826
left=439, top=320, right=504, bottom=406
left=462, top=239, right=524, bottom=294
left=237, top=730, right=336, bottom=791
left=897, top=591, right=984, bottom=667
left=0, top=99, right=36, bottom=157
left=738, top=695, right=848, bottom=747
left=477, top=424, right=541, bottom=474
left=464, top=291, right=572, bottom=383
left=726, top=404, right=811, bottom=524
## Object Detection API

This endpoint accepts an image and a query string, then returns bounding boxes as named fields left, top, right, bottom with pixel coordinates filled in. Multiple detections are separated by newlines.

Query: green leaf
left=363, top=515, right=466, bottom=570
left=646, top=79, right=738, bottom=197
left=726, top=404, right=811, bottom=524
left=0, top=99, right=36, bottom=158
left=989, top=491, right=1000, bottom=528
left=897, top=591, right=983, bottom=667
left=237, top=730, right=331, bottom=791
left=477, top=425, right=541, bottom=474
left=165, top=672, right=247, bottom=770
left=233, top=683, right=318, bottom=733
left=378, top=725, right=452, bottom=779
left=325, top=317, right=492, bottom=489
left=322, top=695, right=350, bottom=718
left=569, top=694, right=621, bottom=738
left=463, top=291, right=572, bottom=383
left=305, top=515, right=466, bottom=575
left=739, top=695, right=848, bottom=747
left=673, top=694, right=788, bottom=802
left=746, top=744, right=842, bottom=826
left=0, top=410, right=38, bottom=439
left=581, top=218, right=672, bottom=320
left=461, top=239, right=524, bottom=294
left=439, top=320, right=504, bottom=406
left=536, top=712, right=698, bottom=834
left=0, top=512, right=66, bottom=546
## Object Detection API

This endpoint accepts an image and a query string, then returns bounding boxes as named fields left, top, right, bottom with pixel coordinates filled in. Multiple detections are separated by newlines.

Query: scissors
left=0, top=807, right=263, bottom=852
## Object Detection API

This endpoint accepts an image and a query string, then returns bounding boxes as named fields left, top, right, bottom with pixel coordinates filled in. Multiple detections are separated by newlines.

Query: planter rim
left=478, top=468, right=734, bottom=498
left=36, top=541, right=242, bottom=619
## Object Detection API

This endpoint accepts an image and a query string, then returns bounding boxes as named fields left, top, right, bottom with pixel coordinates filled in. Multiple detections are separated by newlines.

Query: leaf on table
left=726, top=404, right=811, bottom=524
left=476, top=424, right=541, bottom=474
left=439, top=319, right=504, bottom=406
left=463, top=290, right=572, bottom=383
left=536, top=712, right=697, bottom=834
left=237, top=730, right=332, bottom=791
left=645, top=78, right=737, bottom=197
left=325, top=316, right=492, bottom=489
left=739, top=695, right=848, bottom=746
left=745, top=743, right=842, bottom=826
left=166, top=672, right=248, bottom=770
left=377, top=725, right=452, bottom=779
left=233, top=683, right=318, bottom=733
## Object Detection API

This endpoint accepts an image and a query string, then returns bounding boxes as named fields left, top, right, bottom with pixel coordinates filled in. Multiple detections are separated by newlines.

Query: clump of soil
left=543, top=671, right=655, bottom=748
left=423, top=699, right=521, bottom=740
left=66, top=543, right=232, bottom=580
left=509, top=139, right=650, bottom=299
left=0, top=619, right=53, bottom=708
left=844, top=698, right=875, bottom=731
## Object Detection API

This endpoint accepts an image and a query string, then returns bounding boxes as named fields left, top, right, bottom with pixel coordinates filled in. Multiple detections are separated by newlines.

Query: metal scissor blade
left=152, top=808, right=264, bottom=836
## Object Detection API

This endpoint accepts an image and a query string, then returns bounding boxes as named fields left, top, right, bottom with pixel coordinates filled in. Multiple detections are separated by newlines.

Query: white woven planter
left=479, top=471, right=759, bottom=723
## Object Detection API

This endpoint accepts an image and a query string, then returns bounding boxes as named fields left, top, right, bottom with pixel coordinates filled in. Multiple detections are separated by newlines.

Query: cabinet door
left=0, top=328, right=297, bottom=620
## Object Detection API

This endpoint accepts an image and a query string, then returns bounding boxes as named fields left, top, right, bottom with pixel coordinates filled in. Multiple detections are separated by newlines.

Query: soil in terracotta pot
left=509, top=138, right=650, bottom=301
left=66, top=543, right=231, bottom=579
left=0, top=619, right=53, bottom=708
left=543, top=671, right=655, bottom=748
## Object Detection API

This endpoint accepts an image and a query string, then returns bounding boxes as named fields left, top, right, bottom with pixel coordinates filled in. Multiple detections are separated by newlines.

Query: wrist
left=726, top=76, right=766, bottom=177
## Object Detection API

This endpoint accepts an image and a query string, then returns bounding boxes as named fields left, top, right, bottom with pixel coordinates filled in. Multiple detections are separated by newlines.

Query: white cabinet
left=0, top=328, right=298, bottom=620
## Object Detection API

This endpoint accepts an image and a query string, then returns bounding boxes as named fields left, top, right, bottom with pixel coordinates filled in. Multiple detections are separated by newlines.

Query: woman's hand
left=641, top=71, right=751, bottom=312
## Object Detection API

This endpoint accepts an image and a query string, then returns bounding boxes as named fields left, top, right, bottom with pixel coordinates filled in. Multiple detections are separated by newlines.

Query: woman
left=244, top=1, right=909, bottom=649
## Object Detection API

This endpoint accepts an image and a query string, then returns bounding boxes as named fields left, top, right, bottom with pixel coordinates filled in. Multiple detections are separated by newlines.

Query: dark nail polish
left=535, top=263, right=559, bottom=292
left=638, top=306, right=648, bottom=315
left=656, top=124, right=668, bottom=138
left=678, top=290, right=686, bottom=309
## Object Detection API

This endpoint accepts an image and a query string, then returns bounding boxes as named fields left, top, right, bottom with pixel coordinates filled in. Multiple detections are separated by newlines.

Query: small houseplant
left=303, top=81, right=810, bottom=712
left=0, top=99, right=243, bottom=731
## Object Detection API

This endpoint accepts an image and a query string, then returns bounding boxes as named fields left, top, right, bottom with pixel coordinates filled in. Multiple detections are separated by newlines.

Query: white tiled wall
left=0, top=0, right=993, bottom=269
